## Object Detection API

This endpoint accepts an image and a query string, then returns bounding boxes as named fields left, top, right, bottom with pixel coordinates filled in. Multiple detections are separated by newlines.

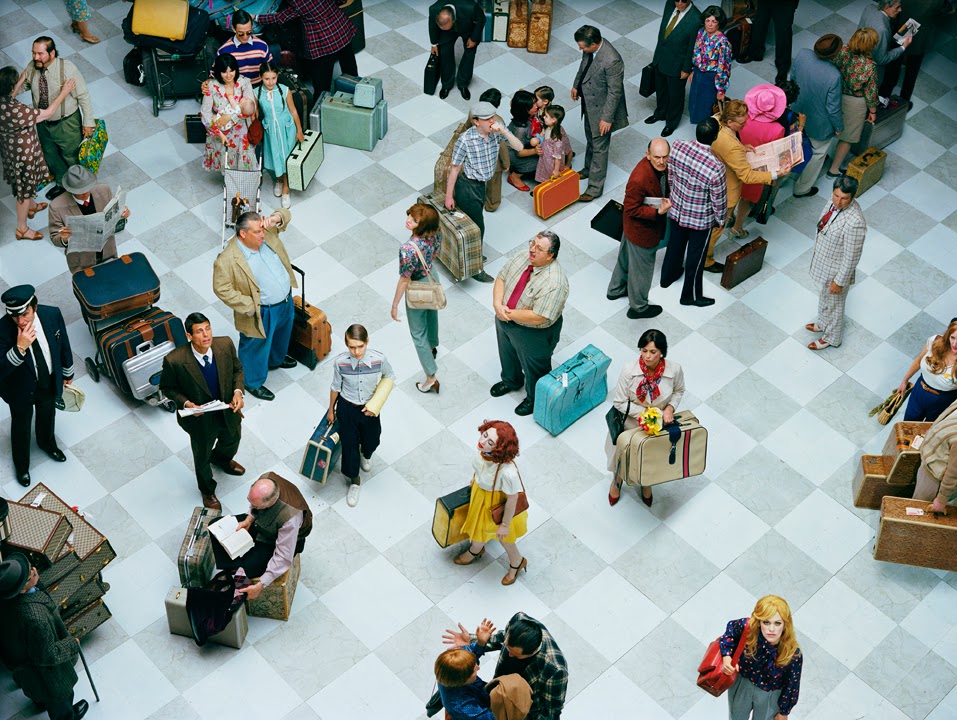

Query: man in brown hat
left=0, top=553, right=89, bottom=720
left=790, top=34, right=844, bottom=198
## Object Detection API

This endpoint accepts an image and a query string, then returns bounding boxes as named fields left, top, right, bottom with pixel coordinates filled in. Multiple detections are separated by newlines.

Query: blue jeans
left=406, top=307, right=438, bottom=377
left=238, top=294, right=294, bottom=389
left=904, top=375, right=957, bottom=422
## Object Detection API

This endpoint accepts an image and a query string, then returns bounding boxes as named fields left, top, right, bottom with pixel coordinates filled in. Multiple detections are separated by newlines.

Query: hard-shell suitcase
left=883, top=421, right=931, bottom=486
left=165, top=586, right=248, bottom=648
left=874, top=496, right=957, bottom=572
left=72, top=253, right=160, bottom=321
left=64, top=598, right=112, bottom=640
left=533, top=344, right=611, bottom=436
left=1, top=502, right=73, bottom=570
left=373, top=97, right=388, bottom=140
left=184, top=113, right=205, bottom=143
left=418, top=190, right=483, bottom=281
left=483, top=0, right=493, bottom=41
left=722, top=12, right=754, bottom=60
left=122, top=340, right=177, bottom=401
left=279, top=70, right=313, bottom=132
left=432, top=486, right=471, bottom=548
left=286, top=130, right=324, bottom=192
left=533, top=169, right=580, bottom=219
left=58, top=575, right=109, bottom=618
left=287, top=264, right=332, bottom=369
left=615, top=411, right=708, bottom=487
left=300, top=415, right=342, bottom=484
left=97, top=309, right=188, bottom=396
left=720, top=236, right=768, bottom=289
left=845, top=147, right=885, bottom=197
left=132, top=0, right=189, bottom=40
left=246, top=554, right=300, bottom=620
left=142, top=41, right=215, bottom=117
left=333, top=74, right=383, bottom=109
left=852, top=454, right=910, bottom=510
left=507, top=0, right=529, bottom=48
left=308, top=92, right=327, bottom=133
left=852, top=96, right=907, bottom=154
left=527, top=0, right=552, bottom=54
left=491, top=0, right=509, bottom=41
left=178, top=506, right=222, bottom=589
left=321, top=91, right=378, bottom=151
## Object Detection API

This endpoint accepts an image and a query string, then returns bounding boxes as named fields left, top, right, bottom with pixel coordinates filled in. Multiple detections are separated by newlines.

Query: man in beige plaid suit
left=806, top=176, right=866, bottom=350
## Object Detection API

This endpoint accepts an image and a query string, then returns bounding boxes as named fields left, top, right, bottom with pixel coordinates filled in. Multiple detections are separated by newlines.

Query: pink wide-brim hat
left=744, top=83, right=787, bottom=122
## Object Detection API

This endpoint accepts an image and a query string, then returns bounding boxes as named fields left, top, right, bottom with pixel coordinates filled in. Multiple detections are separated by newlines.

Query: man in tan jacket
left=213, top=209, right=297, bottom=401
left=915, top=398, right=957, bottom=513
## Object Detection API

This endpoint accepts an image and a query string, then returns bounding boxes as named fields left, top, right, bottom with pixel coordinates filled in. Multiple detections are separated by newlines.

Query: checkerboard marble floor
left=2, top=0, right=957, bottom=718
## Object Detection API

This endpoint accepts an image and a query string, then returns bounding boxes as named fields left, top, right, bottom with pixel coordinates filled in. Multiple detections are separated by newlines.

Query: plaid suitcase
left=432, top=486, right=471, bottom=548
left=300, top=415, right=342, bottom=484
left=615, top=411, right=708, bottom=488
left=527, top=0, right=552, bottom=54
left=98, top=308, right=188, bottom=396
left=419, top=190, right=483, bottom=281
left=533, top=169, right=580, bottom=219
left=72, top=252, right=160, bottom=321
left=58, top=575, right=109, bottom=618
left=883, top=421, right=931, bottom=486
left=64, top=598, right=112, bottom=640
left=2, top=502, right=73, bottom=570
left=874, top=497, right=957, bottom=572
left=178, top=506, right=222, bottom=589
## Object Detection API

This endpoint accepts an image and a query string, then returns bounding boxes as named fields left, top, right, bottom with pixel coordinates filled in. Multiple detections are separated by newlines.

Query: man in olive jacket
left=648, top=0, right=702, bottom=135
left=0, top=553, right=88, bottom=720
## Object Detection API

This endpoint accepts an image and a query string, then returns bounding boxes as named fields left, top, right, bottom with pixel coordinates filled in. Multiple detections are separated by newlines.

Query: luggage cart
left=222, top=156, right=262, bottom=249
left=143, top=40, right=214, bottom=117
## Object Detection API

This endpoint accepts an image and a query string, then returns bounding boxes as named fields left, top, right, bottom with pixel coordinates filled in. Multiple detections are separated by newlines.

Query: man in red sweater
left=606, top=138, right=670, bottom=319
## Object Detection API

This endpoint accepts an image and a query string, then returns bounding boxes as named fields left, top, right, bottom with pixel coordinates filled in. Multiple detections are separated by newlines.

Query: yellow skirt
left=461, top=482, right=528, bottom=544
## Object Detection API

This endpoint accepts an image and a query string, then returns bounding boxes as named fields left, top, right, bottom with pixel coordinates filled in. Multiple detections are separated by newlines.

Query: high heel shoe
left=608, top=491, right=620, bottom=507
left=642, top=489, right=653, bottom=507
left=454, top=546, right=485, bottom=565
left=502, top=557, right=527, bottom=586
left=416, top=379, right=440, bottom=394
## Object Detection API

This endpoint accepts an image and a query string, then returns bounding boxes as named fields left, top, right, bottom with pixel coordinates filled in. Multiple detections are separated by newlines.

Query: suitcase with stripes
left=418, top=190, right=483, bottom=282
left=72, top=252, right=160, bottom=321
left=97, top=308, right=188, bottom=396
left=614, top=411, right=708, bottom=487
left=178, top=506, right=221, bottom=589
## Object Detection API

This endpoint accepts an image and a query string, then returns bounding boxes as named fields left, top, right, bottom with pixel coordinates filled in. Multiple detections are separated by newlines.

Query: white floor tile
left=472, top=52, right=546, bottom=92
left=307, top=654, right=422, bottom=720
left=437, top=560, right=551, bottom=630
left=391, top=94, right=471, bottom=137
left=844, top=277, right=920, bottom=339
left=184, top=648, right=300, bottom=719
left=124, top=181, right=189, bottom=235
left=244, top=383, right=326, bottom=460
left=847, top=343, right=912, bottom=397
left=690, top=404, right=758, bottom=480
left=378, top=138, right=445, bottom=192
left=763, top=409, right=858, bottom=485
left=564, top=667, right=672, bottom=720
left=670, top=333, right=746, bottom=401
left=900, top=582, right=957, bottom=642
left=775, top=490, right=875, bottom=574
left=742, top=273, right=820, bottom=334
left=752, top=338, right=844, bottom=405
left=291, top=189, right=367, bottom=245
left=124, top=128, right=202, bottom=177
left=101, top=542, right=177, bottom=636
left=910, top=224, right=957, bottom=281
left=672, top=573, right=757, bottom=645
left=86, top=640, right=178, bottom=720
left=112, top=456, right=204, bottom=539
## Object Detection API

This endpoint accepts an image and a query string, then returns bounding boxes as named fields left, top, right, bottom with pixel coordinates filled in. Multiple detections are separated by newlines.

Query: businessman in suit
left=807, top=176, right=867, bottom=351
left=0, top=285, right=73, bottom=488
left=428, top=0, right=486, bottom=100
left=160, top=313, right=246, bottom=510
left=738, top=0, right=800, bottom=84
left=571, top=25, right=629, bottom=202
left=648, top=0, right=702, bottom=136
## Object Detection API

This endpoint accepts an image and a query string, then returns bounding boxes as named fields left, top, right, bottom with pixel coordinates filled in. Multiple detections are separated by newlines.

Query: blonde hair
left=720, top=99, right=748, bottom=125
left=848, top=27, right=879, bottom=56
left=926, top=320, right=957, bottom=375
left=434, top=648, right=477, bottom=687
left=744, top=595, right=799, bottom=667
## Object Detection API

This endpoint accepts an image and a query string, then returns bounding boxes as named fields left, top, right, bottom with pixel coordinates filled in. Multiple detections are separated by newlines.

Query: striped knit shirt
left=217, top=37, right=273, bottom=86
left=330, top=349, right=395, bottom=405
left=667, top=139, right=727, bottom=232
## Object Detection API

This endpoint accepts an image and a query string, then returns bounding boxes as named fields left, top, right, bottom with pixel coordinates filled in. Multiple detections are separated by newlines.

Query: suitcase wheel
left=84, top=357, right=100, bottom=382
left=162, top=399, right=176, bottom=414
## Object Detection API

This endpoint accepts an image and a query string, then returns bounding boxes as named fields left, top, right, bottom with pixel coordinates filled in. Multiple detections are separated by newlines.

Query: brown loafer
left=202, top=494, right=222, bottom=510
left=578, top=193, right=596, bottom=203
left=214, top=459, right=246, bottom=476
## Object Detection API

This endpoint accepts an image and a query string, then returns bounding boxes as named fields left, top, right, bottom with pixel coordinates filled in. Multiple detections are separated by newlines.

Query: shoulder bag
left=405, top=242, right=447, bottom=310
left=605, top=399, right=631, bottom=444
left=489, top=464, right=529, bottom=525
left=697, top=619, right=749, bottom=697
left=248, top=85, right=264, bottom=146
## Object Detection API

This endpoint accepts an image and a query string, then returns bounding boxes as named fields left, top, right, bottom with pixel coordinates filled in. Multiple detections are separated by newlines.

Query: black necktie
left=203, top=355, right=211, bottom=367
left=577, top=53, right=593, bottom=112
left=32, top=337, right=51, bottom=388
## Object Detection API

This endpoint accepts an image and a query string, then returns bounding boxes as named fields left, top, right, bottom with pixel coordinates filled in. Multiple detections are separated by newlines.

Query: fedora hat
left=0, top=553, right=30, bottom=600
left=813, top=34, right=842, bottom=61
left=744, top=84, right=787, bottom=122
left=61, top=164, right=97, bottom=195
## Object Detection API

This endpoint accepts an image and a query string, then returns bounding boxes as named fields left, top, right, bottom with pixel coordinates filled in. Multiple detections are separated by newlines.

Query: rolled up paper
left=364, top=377, right=394, bottom=417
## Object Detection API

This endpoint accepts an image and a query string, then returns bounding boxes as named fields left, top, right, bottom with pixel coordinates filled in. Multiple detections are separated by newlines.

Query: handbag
left=56, top=384, right=86, bottom=412
left=697, top=620, right=749, bottom=697
left=870, top=383, right=913, bottom=425
left=424, top=51, right=440, bottom=95
left=489, top=464, right=529, bottom=525
left=77, top=119, right=108, bottom=175
left=591, top=199, right=624, bottom=241
left=605, top=399, right=631, bottom=444
left=248, top=86, right=264, bottom=145
left=639, top=63, right=656, bottom=98
left=405, top=243, right=447, bottom=310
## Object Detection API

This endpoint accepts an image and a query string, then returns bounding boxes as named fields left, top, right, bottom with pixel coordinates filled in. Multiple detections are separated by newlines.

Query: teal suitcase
left=534, top=344, right=612, bottom=435
left=373, top=97, right=388, bottom=140
left=321, top=91, right=377, bottom=151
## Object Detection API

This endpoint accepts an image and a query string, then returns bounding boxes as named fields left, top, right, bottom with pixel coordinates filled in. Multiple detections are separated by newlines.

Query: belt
left=261, top=292, right=291, bottom=309
left=43, top=110, right=78, bottom=127
left=461, top=174, right=487, bottom=184
left=920, top=379, right=957, bottom=396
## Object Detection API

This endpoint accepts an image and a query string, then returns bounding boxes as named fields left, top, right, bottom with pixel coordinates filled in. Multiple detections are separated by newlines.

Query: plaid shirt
left=258, top=0, right=355, bottom=60
left=497, top=251, right=569, bottom=328
left=667, top=139, right=727, bottom=231
left=484, top=613, right=568, bottom=720
left=451, top=127, right=507, bottom=182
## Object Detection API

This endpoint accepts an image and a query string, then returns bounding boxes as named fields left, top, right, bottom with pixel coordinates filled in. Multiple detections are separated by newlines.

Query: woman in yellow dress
left=455, top=420, right=528, bottom=586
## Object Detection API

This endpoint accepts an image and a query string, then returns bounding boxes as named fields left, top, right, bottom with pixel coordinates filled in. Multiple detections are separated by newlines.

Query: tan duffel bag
left=615, top=410, right=708, bottom=487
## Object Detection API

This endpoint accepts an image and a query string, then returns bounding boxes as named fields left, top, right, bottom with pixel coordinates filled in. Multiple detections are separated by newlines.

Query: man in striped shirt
left=216, top=10, right=272, bottom=87
left=659, top=117, right=727, bottom=307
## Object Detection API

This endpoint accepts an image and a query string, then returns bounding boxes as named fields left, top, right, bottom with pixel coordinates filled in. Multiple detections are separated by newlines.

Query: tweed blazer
left=573, top=39, right=629, bottom=133
left=212, top=208, right=296, bottom=339
left=652, top=1, right=702, bottom=77
left=160, top=336, right=244, bottom=435
left=48, top=184, right=118, bottom=273
left=809, top=199, right=866, bottom=288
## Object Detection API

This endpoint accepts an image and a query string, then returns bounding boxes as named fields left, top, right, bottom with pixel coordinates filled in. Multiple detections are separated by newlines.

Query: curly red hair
left=478, top=420, right=519, bottom=464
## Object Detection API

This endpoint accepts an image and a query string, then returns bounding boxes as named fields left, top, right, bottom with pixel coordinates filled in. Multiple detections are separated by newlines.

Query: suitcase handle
left=291, top=263, right=307, bottom=323
left=135, top=341, right=154, bottom=355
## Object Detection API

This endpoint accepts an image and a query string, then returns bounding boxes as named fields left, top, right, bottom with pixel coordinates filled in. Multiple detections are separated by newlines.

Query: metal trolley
left=143, top=40, right=215, bottom=117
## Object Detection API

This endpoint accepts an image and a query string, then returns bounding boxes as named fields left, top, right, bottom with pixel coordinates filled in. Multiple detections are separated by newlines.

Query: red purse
left=697, top=620, right=749, bottom=697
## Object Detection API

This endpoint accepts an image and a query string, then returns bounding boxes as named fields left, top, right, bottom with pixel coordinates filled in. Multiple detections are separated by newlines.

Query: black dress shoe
left=460, top=87, right=471, bottom=100
left=45, top=447, right=67, bottom=462
left=680, top=297, right=716, bottom=307
left=439, top=87, right=451, bottom=99
left=514, top=397, right=535, bottom=416
left=73, top=699, right=89, bottom=720
left=280, top=355, right=298, bottom=369
left=644, top=115, right=663, bottom=124
left=247, top=385, right=275, bottom=401
left=628, top=304, right=663, bottom=319
left=17, top=471, right=31, bottom=487
left=46, top=184, right=66, bottom=200
left=472, top=270, right=494, bottom=283
left=661, top=126, right=676, bottom=137
left=737, top=54, right=752, bottom=64
left=606, top=291, right=627, bottom=301
left=703, top=262, right=725, bottom=274
left=490, top=381, right=521, bottom=397
left=792, top=187, right=819, bottom=198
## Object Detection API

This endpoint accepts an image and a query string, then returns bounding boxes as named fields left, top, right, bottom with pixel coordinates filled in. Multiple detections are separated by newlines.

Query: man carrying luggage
left=160, top=313, right=245, bottom=511
left=213, top=209, right=298, bottom=402
left=913, top=398, right=957, bottom=513
left=428, top=0, right=486, bottom=101
left=0, top=285, right=72, bottom=488
left=491, top=231, right=569, bottom=416
left=211, top=473, right=313, bottom=601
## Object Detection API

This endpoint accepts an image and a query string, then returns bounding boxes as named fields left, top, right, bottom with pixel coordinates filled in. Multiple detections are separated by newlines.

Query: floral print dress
left=201, top=76, right=257, bottom=172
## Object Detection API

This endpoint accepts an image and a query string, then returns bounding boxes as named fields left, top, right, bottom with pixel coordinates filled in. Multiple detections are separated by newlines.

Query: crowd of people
left=0, top=1, right=955, bottom=719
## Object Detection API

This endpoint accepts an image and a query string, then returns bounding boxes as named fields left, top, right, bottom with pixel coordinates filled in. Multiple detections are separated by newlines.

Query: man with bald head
left=428, top=0, right=486, bottom=100
left=607, top=138, right=671, bottom=319
left=210, top=472, right=313, bottom=601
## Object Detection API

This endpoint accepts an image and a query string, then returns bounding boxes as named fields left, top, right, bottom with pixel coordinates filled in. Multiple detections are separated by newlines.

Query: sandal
left=728, top=227, right=749, bottom=239
left=807, top=338, right=831, bottom=351
left=805, top=323, right=822, bottom=332
left=27, top=202, right=47, bottom=219
left=453, top=546, right=485, bottom=566
left=15, top=228, right=43, bottom=241
left=507, top=175, right=530, bottom=192
left=80, top=35, right=101, bottom=44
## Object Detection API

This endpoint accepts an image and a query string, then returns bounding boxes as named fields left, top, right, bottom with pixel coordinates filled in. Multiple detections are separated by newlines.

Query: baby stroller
left=221, top=151, right=263, bottom=249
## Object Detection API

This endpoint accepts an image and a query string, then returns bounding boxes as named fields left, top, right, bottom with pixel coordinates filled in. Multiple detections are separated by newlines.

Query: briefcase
left=2, top=501, right=73, bottom=569
left=63, top=598, right=112, bottom=640
left=533, top=344, right=611, bottom=436
left=507, top=0, right=529, bottom=48
left=419, top=190, right=483, bottom=281
left=852, top=96, right=907, bottom=154
left=287, top=264, right=331, bottom=369
left=591, top=199, right=624, bottom=240
left=184, top=113, right=205, bottom=143
left=615, top=411, right=708, bottom=488
left=321, top=91, right=379, bottom=151
left=533, top=168, right=580, bottom=219
left=851, top=454, right=911, bottom=509
left=432, top=486, right=472, bottom=548
left=639, top=63, right=656, bottom=98
left=131, top=0, right=189, bottom=40
left=883, top=421, right=931, bottom=486
left=491, top=0, right=509, bottom=41
left=300, top=415, right=342, bottom=484
left=72, top=252, right=160, bottom=321
left=424, top=52, right=439, bottom=95
left=97, top=308, right=188, bottom=396
left=286, top=130, right=324, bottom=192
left=122, top=339, right=177, bottom=401
left=874, top=497, right=957, bottom=572
left=720, top=236, right=768, bottom=290
left=178, top=506, right=221, bottom=589
left=527, top=0, right=552, bottom=54
left=845, top=147, right=885, bottom=197
left=165, top=587, right=248, bottom=648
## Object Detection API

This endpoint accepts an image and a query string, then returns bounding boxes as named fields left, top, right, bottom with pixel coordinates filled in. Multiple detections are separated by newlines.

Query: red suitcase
left=533, top=169, right=580, bottom=219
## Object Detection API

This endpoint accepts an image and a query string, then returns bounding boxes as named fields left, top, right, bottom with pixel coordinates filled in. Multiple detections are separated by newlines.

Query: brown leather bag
left=489, top=464, right=529, bottom=525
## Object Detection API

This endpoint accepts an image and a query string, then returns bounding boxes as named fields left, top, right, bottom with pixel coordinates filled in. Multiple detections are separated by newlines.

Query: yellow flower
left=639, top=407, right=664, bottom=436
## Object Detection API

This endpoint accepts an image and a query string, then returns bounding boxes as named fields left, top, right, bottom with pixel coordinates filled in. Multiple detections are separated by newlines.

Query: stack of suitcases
left=852, top=420, right=930, bottom=509
left=320, top=74, right=388, bottom=152
left=506, top=0, right=552, bottom=52
left=484, top=0, right=509, bottom=42
left=0, top=484, right=116, bottom=639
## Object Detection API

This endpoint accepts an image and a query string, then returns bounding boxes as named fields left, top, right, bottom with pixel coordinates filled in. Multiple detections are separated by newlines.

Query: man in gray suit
left=571, top=25, right=628, bottom=202
left=791, top=34, right=844, bottom=198
left=647, top=0, right=701, bottom=136
left=859, top=0, right=912, bottom=95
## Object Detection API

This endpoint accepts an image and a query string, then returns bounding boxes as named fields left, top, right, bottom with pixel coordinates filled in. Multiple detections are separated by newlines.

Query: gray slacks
left=607, top=239, right=657, bottom=312
left=816, top=281, right=849, bottom=347
left=794, top=134, right=832, bottom=195
left=406, top=306, right=439, bottom=377
left=582, top=107, right=611, bottom=197
left=727, top=675, right=781, bottom=720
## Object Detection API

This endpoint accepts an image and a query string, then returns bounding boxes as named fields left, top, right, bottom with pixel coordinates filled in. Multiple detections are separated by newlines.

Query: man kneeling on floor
left=211, top=472, right=312, bottom=601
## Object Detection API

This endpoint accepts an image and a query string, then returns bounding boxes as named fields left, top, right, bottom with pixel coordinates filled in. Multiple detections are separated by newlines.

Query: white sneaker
left=281, top=193, right=291, bottom=208
left=346, top=483, right=361, bottom=507
left=359, top=455, right=372, bottom=472
left=273, top=183, right=282, bottom=198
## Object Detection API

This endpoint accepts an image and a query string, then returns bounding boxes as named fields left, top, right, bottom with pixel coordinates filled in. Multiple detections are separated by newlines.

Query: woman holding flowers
left=607, top=329, right=685, bottom=507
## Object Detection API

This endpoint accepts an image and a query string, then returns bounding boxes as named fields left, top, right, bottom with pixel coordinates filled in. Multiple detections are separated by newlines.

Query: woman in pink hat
left=729, top=83, right=787, bottom=239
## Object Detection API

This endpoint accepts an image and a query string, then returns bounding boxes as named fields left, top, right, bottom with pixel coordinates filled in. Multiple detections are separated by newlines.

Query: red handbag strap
left=731, top=620, right=750, bottom=665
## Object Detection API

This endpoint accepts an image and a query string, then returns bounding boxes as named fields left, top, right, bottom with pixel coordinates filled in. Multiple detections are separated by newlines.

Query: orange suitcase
left=533, top=169, right=581, bottom=219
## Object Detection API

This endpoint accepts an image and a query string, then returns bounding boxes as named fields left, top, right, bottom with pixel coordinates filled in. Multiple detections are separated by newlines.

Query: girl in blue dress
left=257, top=62, right=304, bottom=208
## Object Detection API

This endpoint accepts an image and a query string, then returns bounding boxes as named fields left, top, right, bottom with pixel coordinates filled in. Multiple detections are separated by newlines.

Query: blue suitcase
left=72, top=252, right=160, bottom=322
left=533, top=344, right=611, bottom=435
left=300, top=416, right=342, bottom=484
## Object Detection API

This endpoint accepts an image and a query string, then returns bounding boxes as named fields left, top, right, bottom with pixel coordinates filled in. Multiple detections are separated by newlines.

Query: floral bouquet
left=638, top=406, right=663, bottom=436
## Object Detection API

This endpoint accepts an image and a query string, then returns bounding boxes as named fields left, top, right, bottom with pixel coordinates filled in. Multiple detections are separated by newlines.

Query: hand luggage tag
left=29, top=492, right=48, bottom=508
left=561, top=372, right=568, bottom=388
left=905, top=507, right=925, bottom=516
left=912, top=435, right=924, bottom=450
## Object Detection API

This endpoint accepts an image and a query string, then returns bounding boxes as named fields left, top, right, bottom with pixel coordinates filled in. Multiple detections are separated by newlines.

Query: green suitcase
left=321, top=91, right=378, bottom=151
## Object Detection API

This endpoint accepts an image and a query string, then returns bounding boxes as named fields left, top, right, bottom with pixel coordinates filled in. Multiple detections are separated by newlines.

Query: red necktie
left=817, top=205, right=835, bottom=233
left=506, top=265, right=534, bottom=310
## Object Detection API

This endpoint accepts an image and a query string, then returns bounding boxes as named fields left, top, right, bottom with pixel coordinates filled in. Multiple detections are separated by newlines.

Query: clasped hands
left=442, top=618, right=496, bottom=648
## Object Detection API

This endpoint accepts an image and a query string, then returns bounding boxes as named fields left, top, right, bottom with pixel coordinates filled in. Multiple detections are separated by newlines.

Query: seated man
left=215, top=9, right=273, bottom=87
left=210, top=472, right=312, bottom=601
left=48, top=165, right=128, bottom=273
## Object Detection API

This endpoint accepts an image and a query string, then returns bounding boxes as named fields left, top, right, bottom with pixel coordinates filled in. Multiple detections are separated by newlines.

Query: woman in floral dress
left=688, top=5, right=732, bottom=124
left=828, top=28, right=879, bottom=177
left=201, top=54, right=256, bottom=173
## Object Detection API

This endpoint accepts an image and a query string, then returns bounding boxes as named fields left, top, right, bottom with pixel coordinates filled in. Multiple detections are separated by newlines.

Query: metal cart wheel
left=84, top=357, right=99, bottom=382
left=162, top=399, right=176, bottom=414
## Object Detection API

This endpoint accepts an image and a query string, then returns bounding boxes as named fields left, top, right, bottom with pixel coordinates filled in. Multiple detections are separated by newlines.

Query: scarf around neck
left=635, top=357, right=665, bottom=404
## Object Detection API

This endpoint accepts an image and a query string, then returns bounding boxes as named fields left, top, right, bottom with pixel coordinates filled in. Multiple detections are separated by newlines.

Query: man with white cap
left=0, top=553, right=88, bottom=720
left=0, top=285, right=73, bottom=487
left=48, top=164, right=129, bottom=273
left=445, top=100, right=524, bottom=282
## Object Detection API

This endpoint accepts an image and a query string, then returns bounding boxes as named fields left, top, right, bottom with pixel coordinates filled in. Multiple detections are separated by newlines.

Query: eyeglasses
left=528, top=240, right=551, bottom=253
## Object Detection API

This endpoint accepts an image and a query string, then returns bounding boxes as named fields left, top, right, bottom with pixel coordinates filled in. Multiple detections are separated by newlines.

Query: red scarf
left=635, top=357, right=665, bottom=404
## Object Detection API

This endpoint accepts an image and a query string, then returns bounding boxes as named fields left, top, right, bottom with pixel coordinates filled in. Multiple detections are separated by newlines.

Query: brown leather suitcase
left=720, top=236, right=768, bottom=289
left=288, top=265, right=331, bottom=370
left=527, top=0, right=552, bottom=54
left=845, top=147, right=885, bottom=197
left=852, top=454, right=913, bottom=509
left=883, top=421, right=932, bottom=486
left=507, top=0, right=529, bottom=48
left=64, top=598, right=112, bottom=640
left=874, top=496, right=957, bottom=572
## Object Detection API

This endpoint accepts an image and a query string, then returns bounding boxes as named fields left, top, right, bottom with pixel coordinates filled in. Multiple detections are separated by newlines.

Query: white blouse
left=612, top=358, right=686, bottom=419
left=471, top=454, right=523, bottom=495
left=920, top=335, right=957, bottom=392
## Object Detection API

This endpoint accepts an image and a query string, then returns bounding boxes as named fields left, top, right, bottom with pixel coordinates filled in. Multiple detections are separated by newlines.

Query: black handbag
left=424, top=52, right=439, bottom=95
left=639, top=63, right=656, bottom=98
left=605, top=400, right=631, bottom=444
left=591, top=199, right=624, bottom=241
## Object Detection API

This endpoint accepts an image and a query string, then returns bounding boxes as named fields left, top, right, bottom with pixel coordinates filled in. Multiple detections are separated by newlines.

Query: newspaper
left=177, top=400, right=231, bottom=417
left=642, top=197, right=664, bottom=207
left=63, top=187, right=127, bottom=254
left=895, top=18, right=920, bottom=45
left=745, top=132, right=804, bottom=173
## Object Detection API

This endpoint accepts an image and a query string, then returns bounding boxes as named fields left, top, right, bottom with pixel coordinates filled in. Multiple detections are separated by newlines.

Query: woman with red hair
left=455, top=420, right=528, bottom=586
